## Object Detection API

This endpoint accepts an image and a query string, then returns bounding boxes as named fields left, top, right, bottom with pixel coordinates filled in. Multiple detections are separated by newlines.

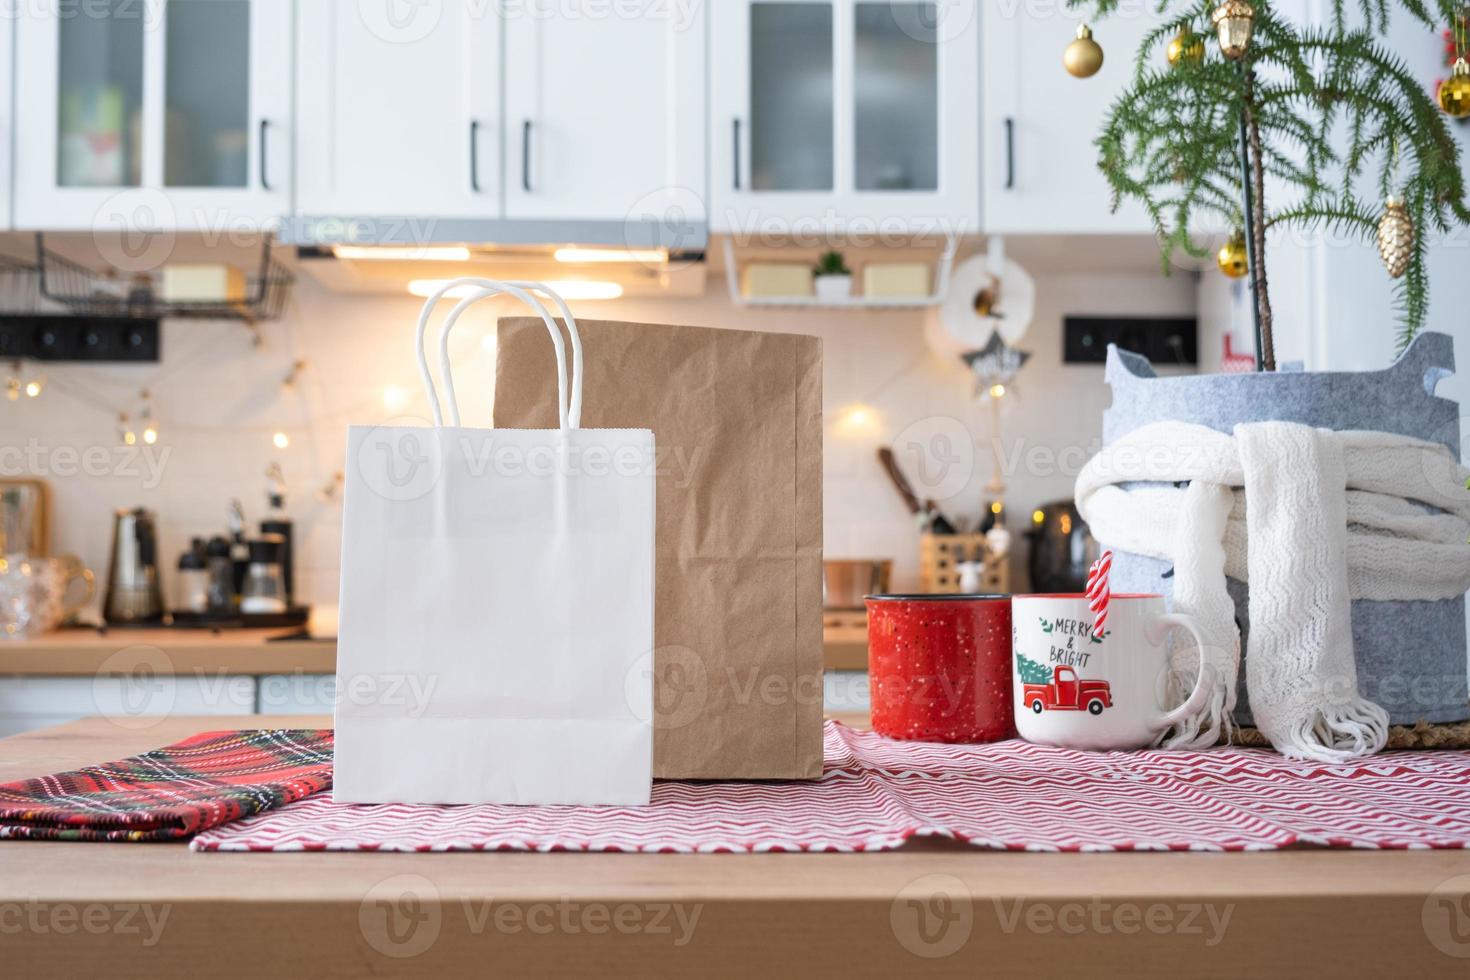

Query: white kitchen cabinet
left=503, top=5, right=704, bottom=223
left=13, top=0, right=292, bottom=231
left=0, top=12, right=12, bottom=230
left=255, top=673, right=336, bottom=715
left=0, top=675, right=258, bottom=739
left=710, top=0, right=979, bottom=235
left=294, top=0, right=501, bottom=223
left=981, top=4, right=1153, bottom=234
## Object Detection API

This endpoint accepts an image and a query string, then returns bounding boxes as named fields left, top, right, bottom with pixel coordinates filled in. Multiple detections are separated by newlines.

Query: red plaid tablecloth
left=192, top=722, right=1470, bottom=853
left=0, top=729, right=333, bottom=842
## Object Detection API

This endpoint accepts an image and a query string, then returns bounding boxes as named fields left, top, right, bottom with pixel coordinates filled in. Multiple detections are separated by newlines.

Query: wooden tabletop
left=3, top=717, right=1470, bottom=978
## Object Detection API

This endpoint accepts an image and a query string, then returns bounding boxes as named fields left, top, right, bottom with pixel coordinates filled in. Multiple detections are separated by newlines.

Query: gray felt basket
left=1100, top=332, right=1468, bottom=726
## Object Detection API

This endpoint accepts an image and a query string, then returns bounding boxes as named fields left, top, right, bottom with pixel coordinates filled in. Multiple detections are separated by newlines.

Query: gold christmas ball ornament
left=1376, top=197, right=1415, bottom=279
left=1217, top=231, right=1249, bottom=279
left=1212, top=0, right=1256, bottom=60
left=1167, top=28, right=1206, bottom=68
left=1063, top=23, right=1104, bottom=78
left=1441, top=58, right=1470, bottom=119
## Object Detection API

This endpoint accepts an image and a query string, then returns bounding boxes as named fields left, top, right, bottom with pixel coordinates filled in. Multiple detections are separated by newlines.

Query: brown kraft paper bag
left=493, top=317, right=823, bottom=779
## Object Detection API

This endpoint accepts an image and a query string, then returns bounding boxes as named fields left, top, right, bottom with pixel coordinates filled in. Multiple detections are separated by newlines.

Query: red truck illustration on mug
left=1023, top=666, right=1113, bottom=715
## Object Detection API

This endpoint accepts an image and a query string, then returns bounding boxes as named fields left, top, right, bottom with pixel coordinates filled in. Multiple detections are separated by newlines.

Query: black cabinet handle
left=522, top=119, right=533, bottom=193
left=733, top=118, right=742, bottom=190
left=1004, top=117, right=1015, bottom=190
left=470, top=120, right=481, bottom=193
left=259, top=119, right=272, bottom=191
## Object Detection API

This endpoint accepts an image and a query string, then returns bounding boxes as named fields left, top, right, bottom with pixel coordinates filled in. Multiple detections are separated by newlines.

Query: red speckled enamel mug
left=865, top=594, right=1014, bottom=743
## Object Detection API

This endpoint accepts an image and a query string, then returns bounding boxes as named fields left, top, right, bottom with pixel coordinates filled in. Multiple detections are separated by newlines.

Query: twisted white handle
left=413, top=278, right=582, bottom=429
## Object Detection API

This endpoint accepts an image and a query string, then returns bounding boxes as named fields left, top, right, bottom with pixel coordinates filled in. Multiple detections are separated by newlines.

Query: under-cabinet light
left=553, top=247, right=667, bottom=265
left=333, top=245, right=473, bottom=262
left=407, top=279, right=624, bottom=301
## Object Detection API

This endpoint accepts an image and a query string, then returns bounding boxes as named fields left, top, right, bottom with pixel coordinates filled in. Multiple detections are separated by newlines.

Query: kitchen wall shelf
left=32, top=235, right=294, bottom=324
left=721, top=236, right=957, bottom=310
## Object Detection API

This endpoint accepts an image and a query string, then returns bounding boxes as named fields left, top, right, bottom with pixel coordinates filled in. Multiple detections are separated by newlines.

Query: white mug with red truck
left=1011, top=593, right=1214, bottom=751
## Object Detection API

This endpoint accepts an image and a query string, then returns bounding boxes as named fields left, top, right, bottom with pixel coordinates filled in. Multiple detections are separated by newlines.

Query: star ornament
left=961, top=333, right=1031, bottom=399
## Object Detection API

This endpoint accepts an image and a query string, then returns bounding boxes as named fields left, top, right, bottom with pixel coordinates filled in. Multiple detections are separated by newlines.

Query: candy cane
left=1085, top=550, right=1113, bottom=639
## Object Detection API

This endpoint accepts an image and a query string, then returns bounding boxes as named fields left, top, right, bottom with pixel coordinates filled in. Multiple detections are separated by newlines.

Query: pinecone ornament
left=1376, top=197, right=1414, bottom=279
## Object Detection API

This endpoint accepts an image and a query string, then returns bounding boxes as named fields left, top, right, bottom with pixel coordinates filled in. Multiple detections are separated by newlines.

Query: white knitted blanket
left=1075, top=420, right=1470, bottom=761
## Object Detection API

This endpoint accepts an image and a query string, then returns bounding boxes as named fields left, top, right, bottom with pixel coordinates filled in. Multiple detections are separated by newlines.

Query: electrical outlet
left=0, top=316, right=160, bottom=362
left=1063, top=316, right=1197, bottom=366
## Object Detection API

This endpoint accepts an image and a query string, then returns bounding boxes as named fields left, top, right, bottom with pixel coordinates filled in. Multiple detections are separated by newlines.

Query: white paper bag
left=333, top=279, right=655, bottom=805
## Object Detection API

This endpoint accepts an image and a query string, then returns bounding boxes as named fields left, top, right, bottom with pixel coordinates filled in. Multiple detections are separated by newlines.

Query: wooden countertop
left=0, top=627, right=336, bottom=676
left=3, top=716, right=1469, bottom=977
left=0, top=625, right=870, bottom=675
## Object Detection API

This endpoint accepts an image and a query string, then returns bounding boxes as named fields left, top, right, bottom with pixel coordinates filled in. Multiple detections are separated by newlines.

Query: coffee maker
left=104, top=508, right=164, bottom=624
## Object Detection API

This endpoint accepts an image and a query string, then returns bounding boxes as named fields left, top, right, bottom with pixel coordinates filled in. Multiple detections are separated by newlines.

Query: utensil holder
left=919, top=533, right=1008, bottom=594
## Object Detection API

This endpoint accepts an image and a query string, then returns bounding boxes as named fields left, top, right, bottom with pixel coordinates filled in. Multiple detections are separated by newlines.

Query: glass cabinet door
left=164, top=0, right=252, bottom=187
left=749, top=3, right=834, bottom=191
left=853, top=3, right=938, bottom=192
left=710, top=0, right=976, bottom=233
left=18, top=0, right=289, bottom=229
left=56, top=0, right=144, bottom=187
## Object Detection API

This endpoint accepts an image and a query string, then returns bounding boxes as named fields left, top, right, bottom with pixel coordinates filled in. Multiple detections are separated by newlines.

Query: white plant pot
left=813, top=274, right=852, bottom=303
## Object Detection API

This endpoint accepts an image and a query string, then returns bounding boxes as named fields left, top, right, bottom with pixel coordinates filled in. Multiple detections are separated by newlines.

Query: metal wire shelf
left=31, top=234, right=293, bottom=322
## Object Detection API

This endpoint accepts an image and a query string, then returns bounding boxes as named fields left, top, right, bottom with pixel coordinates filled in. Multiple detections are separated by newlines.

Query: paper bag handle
left=414, top=278, right=583, bottom=429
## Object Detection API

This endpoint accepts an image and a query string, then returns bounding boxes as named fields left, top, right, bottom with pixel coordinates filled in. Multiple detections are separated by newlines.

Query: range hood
left=280, top=215, right=706, bottom=252
left=284, top=213, right=708, bottom=299
left=296, top=239, right=707, bottom=300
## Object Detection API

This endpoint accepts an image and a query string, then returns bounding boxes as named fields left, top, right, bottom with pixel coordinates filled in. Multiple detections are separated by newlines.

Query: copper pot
left=822, top=559, right=892, bottom=610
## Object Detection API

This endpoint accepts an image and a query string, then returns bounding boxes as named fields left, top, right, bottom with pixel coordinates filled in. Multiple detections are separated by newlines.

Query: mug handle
left=59, top=557, right=96, bottom=618
left=1144, top=612, right=1214, bottom=733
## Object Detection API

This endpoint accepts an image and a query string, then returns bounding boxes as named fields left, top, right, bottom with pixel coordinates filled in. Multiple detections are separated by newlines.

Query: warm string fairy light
left=139, top=389, right=158, bottom=445
left=114, top=389, right=158, bottom=446
left=36, top=363, right=377, bottom=514
left=49, top=370, right=384, bottom=444
left=24, top=320, right=489, bottom=504
left=4, top=360, right=44, bottom=401
left=5, top=321, right=353, bottom=512
left=271, top=359, right=310, bottom=451
left=317, top=471, right=345, bottom=503
left=42, top=361, right=334, bottom=451
left=30, top=312, right=500, bottom=450
left=280, top=359, right=308, bottom=390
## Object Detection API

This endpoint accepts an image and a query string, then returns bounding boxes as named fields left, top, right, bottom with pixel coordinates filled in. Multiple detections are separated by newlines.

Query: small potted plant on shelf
left=812, top=250, right=853, bottom=302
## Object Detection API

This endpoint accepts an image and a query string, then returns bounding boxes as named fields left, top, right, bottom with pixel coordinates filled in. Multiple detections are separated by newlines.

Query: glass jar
left=240, top=536, right=287, bottom=615
left=175, top=539, right=209, bottom=614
